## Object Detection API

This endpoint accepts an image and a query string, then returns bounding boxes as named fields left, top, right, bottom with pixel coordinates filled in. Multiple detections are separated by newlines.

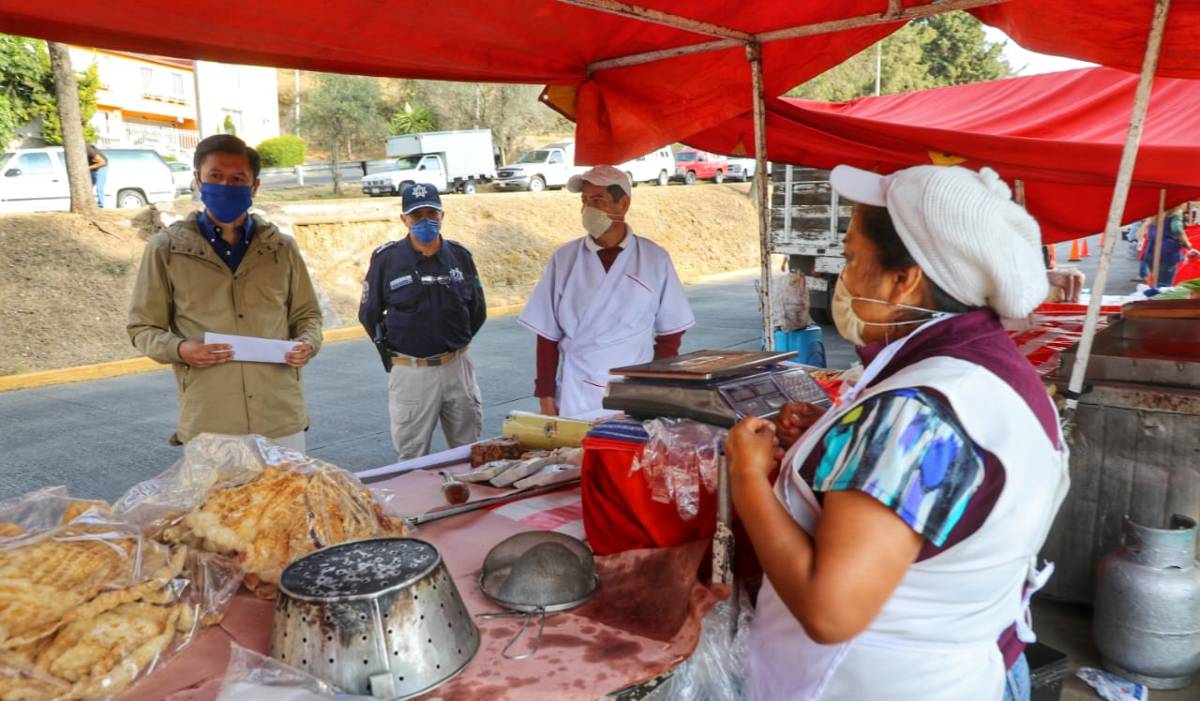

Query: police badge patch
left=389, top=274, right=414, bottom=290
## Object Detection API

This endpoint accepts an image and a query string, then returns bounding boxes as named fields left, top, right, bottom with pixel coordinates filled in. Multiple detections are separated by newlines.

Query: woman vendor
left=727, top=164, right=1070, bottom=701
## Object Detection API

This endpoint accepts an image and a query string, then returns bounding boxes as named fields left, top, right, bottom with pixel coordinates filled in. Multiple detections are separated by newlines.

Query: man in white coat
left=519, top=165, right=696, bottom=417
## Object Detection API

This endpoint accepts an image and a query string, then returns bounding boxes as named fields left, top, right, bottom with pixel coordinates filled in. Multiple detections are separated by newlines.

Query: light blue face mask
left=411, top=218, right=441, bottom=244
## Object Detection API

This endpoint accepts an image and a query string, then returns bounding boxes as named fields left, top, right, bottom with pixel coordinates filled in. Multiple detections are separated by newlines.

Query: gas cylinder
left=1094, top=514, right=1200, bottom=689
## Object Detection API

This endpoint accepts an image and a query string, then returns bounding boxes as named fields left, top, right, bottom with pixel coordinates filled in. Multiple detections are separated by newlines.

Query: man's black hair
left=193, top=134, right=261, bottom=178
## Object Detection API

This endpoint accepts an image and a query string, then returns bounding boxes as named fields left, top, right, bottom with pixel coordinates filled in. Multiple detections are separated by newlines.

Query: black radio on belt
left=603, top=350, right=833, bottom=428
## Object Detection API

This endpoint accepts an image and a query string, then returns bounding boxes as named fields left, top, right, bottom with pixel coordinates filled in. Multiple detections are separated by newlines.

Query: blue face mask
left=411, top=218, right=441, bottom=244
left=200, top=182, right=254, bottom=224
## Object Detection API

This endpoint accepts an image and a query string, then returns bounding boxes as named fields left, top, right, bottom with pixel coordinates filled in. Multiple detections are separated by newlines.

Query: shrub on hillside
left=257, top=135, right=306, bottom=168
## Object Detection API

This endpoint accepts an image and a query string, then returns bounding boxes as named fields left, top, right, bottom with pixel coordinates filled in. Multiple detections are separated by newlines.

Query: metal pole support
left=1151, top=188, right=1167, bottom=286
left=1064, top=0, right=1170, bottom=422
left=748, top=42, right=774, bottom=351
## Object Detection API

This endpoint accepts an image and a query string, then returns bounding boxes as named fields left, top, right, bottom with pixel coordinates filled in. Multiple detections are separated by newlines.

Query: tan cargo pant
left=387, top=351, right=483, bottom=460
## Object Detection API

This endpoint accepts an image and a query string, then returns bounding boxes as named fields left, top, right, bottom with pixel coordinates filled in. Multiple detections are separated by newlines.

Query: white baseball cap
left=567, top=165, right=631, bottom=198
left=830, top=164, right=1049, bottom=319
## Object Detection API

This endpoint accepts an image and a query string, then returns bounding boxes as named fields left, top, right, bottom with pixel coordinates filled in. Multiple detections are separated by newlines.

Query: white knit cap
left=830, top=164, right=1048, bottom=319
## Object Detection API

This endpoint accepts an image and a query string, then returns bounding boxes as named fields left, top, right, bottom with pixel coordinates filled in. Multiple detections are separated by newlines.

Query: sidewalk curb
left=0, top=303, right=529, bottom=394
left=0, top=267, right=755, bottom=394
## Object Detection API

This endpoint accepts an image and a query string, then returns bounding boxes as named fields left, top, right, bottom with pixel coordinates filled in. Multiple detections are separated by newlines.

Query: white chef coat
left=518, top=228, right=695, bottom=417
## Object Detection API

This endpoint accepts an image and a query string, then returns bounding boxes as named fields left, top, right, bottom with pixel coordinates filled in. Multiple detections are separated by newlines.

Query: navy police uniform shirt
left=358, top=236, right=486, bottom=362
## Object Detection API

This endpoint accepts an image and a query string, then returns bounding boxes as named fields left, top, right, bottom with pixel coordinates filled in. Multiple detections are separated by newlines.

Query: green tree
left=789, top=12, right=1011, bottom=101
left=222, top=114, right=237, bottom=136
left=920, top=12, right=1010, bottom=85
left=389, top=101, right=437, bottom=135
left=0, top=34, right=50, bottom=148
left=303, top=73, right=385, bottom=194
left=38, top=62, right=98, bottom=145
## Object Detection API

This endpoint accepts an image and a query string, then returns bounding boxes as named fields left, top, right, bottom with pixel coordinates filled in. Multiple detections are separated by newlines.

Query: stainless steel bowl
left=270, top=537, right=479, bottom=700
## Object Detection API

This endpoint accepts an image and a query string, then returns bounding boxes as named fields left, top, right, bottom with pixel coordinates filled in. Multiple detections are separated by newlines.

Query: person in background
left=519, top=165, right=695, bottom=418
left=86, top=143, right=107, bottom=207
left=1140, top=206, right=1200, bottom=286
left=731, top=165, right=1069, bottom=701
left=358, top=183, right=486, bottom=460
left=128, top=134, right=322, bottom=451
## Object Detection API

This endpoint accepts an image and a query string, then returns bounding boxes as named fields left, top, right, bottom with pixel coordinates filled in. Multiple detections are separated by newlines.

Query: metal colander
left=478, top=531, right=599, bottom=659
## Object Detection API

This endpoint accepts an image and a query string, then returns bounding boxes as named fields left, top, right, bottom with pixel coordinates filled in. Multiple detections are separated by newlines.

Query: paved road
left=0, top=232, right=1136, bottom=504
left=1, top=272, right=851, bottom=503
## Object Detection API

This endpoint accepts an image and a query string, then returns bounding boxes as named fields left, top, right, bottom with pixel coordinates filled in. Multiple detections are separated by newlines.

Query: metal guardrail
left=259, top=160, right=394, bottom=178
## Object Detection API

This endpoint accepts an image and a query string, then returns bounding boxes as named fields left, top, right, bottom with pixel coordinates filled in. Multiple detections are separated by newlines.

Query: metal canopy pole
left=1150, top=188, right=1168, bottom=286
left=748, top=42, right=773, bottom=351
left=1064, top=0, right=1171, bottom=422
left=573, top=0, right=1005, bottom=73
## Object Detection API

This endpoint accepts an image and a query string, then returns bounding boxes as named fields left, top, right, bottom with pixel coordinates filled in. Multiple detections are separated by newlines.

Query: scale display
left=603, top=363, right=832, bottom=428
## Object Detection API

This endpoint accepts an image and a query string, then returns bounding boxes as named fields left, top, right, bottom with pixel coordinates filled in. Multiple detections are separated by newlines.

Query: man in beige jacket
left=128, top=134, right=323, bottom=451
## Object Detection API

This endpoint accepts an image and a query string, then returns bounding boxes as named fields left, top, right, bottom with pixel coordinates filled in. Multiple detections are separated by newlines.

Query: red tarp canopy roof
left=2, top=1, right=1199, bottom=164
left=687, top=67, right=1200, bottom=244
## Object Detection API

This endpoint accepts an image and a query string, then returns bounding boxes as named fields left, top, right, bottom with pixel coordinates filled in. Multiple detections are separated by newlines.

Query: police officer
left=359, top=183, right=487, bottom=459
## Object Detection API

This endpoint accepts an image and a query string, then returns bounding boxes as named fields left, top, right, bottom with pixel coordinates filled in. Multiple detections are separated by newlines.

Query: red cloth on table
left=580, top=435, right=717, bottom=556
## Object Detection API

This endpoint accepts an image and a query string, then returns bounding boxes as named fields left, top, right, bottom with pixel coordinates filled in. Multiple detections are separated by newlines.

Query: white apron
left=518, top=231, right=694, bottom=417
left=748, top=323, right=1070, bottom=701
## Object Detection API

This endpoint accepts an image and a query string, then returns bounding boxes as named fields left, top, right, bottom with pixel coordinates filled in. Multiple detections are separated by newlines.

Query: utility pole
left=193, top=60, right=208, bottom=137
left=294, top=69, right=301, bottom=134
left=47, top=42, right=95, bottom=214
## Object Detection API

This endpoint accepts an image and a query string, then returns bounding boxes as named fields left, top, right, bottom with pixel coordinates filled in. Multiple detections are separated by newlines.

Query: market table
left=117, top=453, right=722, bottom=701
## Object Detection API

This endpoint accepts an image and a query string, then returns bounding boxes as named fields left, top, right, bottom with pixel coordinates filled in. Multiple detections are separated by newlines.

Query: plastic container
left=767, top=323, right=826, bottom=367
left=1027, top=642, right=1069, bottom=701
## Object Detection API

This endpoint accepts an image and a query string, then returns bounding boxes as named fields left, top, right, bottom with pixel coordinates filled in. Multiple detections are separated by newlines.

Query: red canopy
left=686, top=67, right=1200, bottom=243
left=2, top=1, right=1198, bottom=164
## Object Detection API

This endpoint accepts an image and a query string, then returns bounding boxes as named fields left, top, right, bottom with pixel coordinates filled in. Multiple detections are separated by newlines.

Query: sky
left=983, top=27, right=1096, bottom=76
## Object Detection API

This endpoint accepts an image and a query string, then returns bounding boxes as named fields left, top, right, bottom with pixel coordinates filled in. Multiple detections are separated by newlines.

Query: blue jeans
left=91, top=166, right=107, bottom=207
left=1004, top=653, right=1031, bottom=701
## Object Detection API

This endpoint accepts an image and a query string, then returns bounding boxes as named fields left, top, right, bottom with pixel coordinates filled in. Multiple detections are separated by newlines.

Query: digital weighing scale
left=602, top=350, right=833, bottom=428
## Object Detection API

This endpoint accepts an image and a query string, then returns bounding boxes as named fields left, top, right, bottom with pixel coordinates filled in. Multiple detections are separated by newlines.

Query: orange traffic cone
left=1081, top=238, right=1090, bottom=257
left=1068, top=240, right=1082, bottom=261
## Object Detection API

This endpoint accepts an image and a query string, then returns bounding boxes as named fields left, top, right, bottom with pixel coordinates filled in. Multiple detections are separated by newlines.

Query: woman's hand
left=727, top=416, right=779, bottom=483
left=774, top=402, right=827, bottom=453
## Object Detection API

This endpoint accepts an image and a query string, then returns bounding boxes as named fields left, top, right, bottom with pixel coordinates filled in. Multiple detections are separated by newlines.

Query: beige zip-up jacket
left=127, top=212, right=323, bottom=443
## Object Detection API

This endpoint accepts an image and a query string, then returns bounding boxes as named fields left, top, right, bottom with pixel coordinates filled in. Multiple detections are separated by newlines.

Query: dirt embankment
left=296, top=184, right=758, bottom=320
left=0, top=210, right=159, bottom=375
left=0, top=184, right=757, bottom=376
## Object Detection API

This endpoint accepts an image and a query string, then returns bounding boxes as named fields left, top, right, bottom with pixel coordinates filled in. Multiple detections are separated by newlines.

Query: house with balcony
left=67, top=47, right=279, bottom=162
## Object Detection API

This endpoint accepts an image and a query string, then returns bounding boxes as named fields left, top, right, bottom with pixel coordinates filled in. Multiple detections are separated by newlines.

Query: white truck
left=361, top=129, right=495, bottom=197
left=615, top=147, right=675, bottom=187
left=769, top=166, right=852, bottom=324
left=494, top=140, right=584, bottom=192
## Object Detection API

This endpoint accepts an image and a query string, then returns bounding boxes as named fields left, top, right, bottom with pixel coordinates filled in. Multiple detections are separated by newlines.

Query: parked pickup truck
left=494, top=140, right=584, bottom=192
left=361, top=129, right=495, bottom=196
left=615, top=147, right=675, bottom=187
left=672, top=148, right=728, bottom=184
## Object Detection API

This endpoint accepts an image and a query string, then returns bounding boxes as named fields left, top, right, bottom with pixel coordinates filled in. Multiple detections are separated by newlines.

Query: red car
left=672, top=149, right=728, bottom=184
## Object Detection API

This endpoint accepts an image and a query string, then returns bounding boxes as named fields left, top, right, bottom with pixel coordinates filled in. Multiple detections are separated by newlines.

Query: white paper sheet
left=204, top=332, right=296, bottom=364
